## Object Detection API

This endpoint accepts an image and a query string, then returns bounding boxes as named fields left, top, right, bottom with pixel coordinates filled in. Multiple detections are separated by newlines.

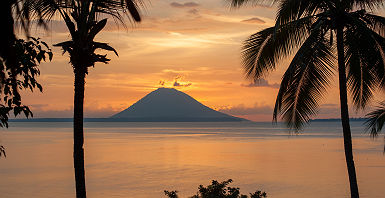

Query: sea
left=0, top=121, right=384, bottom=198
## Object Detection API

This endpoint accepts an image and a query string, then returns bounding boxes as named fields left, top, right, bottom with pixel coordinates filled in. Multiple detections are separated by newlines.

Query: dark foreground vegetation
left=0, top=1, right=52, bottom=158
left=164, top=179, right=267, bottom=198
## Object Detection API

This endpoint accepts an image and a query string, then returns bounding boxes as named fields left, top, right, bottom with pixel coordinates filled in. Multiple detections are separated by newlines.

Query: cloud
left=173, top=81, right=192, bottom=87
left=184, top=2, right=200, bottom=7
left=218, top=103, right=355, bottom=121
left=241, top=79, right=280, bottom=88
left=170, top=2, right=200, bottom=8
left=28, top=106, right=118, bottom=118
left=241, top=17, right=266, bottom=24
left=218, top=104, right=273, bottom=115
left=161, top=69, right=189, bottom=79
left=188, top=8, right=199, bottom=15
left=158, top=73, right=193, bottom=88
left=173, top=76, right=192, bottom=87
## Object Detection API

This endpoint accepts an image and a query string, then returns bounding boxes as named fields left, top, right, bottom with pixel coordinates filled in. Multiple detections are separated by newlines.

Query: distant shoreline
left=8, top=118, right=367, bottom=122
left=309, top=118, right=367, bottom=122
left=8, top=117, right=249, bottom=122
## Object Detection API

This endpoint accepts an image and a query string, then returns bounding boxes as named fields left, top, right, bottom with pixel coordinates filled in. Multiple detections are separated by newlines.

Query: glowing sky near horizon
left=18, top=0, right=384, bottom=121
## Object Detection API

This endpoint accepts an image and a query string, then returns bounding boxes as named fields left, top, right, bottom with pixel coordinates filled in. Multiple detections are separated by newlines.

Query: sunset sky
left=18, top=0, right=384, bottom=121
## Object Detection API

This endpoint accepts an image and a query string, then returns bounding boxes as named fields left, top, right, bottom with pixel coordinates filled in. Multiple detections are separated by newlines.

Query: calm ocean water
left=0, top=121, right=384, bottom=197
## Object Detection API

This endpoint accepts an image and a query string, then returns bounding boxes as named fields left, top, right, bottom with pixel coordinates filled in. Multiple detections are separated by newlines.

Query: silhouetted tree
left=0, top=1, right=52, bottom=127
left=26, top=0, right=142, bottom=197
left=0, top=38, right=52, bottom=126
left=230, top=0, right=385, bottom=197
left=165, top=179, right=267, bottom=198
left=0, top=0, right=52, bottom=158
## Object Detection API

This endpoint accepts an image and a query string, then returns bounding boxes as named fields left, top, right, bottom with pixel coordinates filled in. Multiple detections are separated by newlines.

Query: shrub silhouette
left=164, top=190, right=179, bottom=198
left=165, top=179, right=267, bottom=198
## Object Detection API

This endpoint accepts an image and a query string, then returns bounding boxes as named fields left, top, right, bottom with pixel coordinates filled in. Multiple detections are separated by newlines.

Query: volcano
left=111, top=88, right=245, bottom=122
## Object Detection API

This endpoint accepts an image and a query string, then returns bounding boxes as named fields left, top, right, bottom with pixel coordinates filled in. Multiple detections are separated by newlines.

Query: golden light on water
left=1, top=122, right=385, bottom=197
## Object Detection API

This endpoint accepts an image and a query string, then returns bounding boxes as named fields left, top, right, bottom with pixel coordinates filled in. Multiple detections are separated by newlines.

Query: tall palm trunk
left=73, top=68, right=87, bottom=198
left=336, top=26, right=359, bottom=198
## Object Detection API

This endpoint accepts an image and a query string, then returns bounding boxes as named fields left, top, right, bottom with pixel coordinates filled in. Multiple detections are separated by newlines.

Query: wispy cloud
left=159, top=74, right=193, bottom=88
left=29, top=104, right=119, bottom=118
left=218, top=103, right=273, bottom=115
left=188, top=8, right=199, bottom=15
left=173, top=76, right=192, bottom=87
left=173, top=81, right=192, bottom=87
left=241, top=17, right=266, bottom=24
left=170, top=2, right=200, bottom=8
left=241, top=79, right=280, bottom=88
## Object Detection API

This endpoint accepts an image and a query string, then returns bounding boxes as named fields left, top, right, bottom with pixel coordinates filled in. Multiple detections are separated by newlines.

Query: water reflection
left=0, top=122, right=384, bottom=197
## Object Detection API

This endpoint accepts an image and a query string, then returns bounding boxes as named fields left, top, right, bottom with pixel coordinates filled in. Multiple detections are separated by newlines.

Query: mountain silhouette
left=111, top=88, right=246, bottom=122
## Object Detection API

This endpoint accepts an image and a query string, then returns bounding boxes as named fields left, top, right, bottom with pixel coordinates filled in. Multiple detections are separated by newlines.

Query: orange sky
left=18, top=0, right=385, bottom=121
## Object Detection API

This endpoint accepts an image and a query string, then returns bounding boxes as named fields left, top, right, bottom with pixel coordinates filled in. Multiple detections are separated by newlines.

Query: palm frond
left=344, top=12, right=385, bottom=109
left=360, top=13, right=385, bottom=37
left=0, top=145, right=5, bottom=158
left=345, top=24, right=385, bottom=109
left=347, top=0, right=384, bottom=11
left=242, top=16, right=314, bottom=79
left=275, top=0, right=326, bottom=26
left=365, top=101, right=385, bottom=136
left=273, top=28, right=335, bottom=129
left=93, top=42, right=118, bottom=56
left=25, top=0, right=62, bottom=22
left=14, top=0, right=32, bottom=35
left=123, top=0, right=141, bottom=22
left=53, top=40, right=74, bottom=54
left=88, top=18, right=108, bottom=41
left=23, top=0, right=142, bottom=28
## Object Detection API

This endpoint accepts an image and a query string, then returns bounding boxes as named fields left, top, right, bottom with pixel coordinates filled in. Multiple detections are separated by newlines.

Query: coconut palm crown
left=27, top=0, right=141, bottom=71
left=231, top=0, right=385, bottom=128
left=231, top=0, right=385, bottom=198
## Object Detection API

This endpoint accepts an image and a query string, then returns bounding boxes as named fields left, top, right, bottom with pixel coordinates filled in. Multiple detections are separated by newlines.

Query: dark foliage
left=231, top=0, right=385, bottom=130
left=165, top=179, right=267, bottom=198
left=366, top=101, right=385, bottom=136
left=365, top=101, right=385, bottom=152
left=164, top=190, right=179, bottom=198
left=0, top=38, right=52, bottom=128
left=0, top=1, right=52, bottom=159
left=0, top=1, right=52, bottom=128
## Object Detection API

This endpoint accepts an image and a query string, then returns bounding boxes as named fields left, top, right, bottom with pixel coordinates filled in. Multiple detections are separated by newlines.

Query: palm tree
left=26, top=1, right=142, bottom=197
left=230, top=0, right=385, bottom=197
